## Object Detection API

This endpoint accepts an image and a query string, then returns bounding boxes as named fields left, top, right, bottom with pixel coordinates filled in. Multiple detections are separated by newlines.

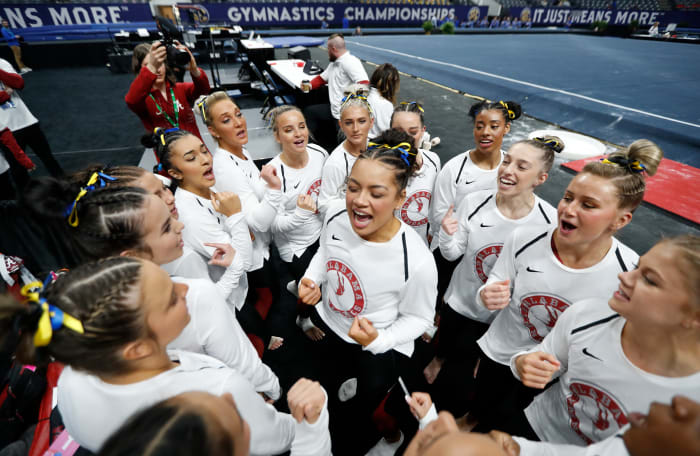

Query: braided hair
left=360, top=129, right=419, bottom=192
left=1, top=257, right=146, bottom=377
left=141, top=128, right=194, bottom=180
left=468, top=100, right=522, bottom=124
left=512, top=135, right=565, bottom=173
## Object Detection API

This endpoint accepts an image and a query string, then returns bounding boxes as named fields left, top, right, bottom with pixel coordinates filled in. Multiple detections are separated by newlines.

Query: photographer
left=125, top=40, right=209, bottom=141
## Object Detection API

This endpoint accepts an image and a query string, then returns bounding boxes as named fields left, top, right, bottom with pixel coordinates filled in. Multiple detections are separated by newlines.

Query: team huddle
left=1, top=37, right=699, bottom=456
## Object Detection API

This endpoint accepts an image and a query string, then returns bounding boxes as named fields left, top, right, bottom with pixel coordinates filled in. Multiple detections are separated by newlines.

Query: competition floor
left=343, top=33, right=700, bottom=167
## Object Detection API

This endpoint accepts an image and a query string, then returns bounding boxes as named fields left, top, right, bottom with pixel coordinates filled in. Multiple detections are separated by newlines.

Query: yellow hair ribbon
left=197, top=99, right=207, bottom=122
left=499, top=101, right=515, bottom=120
left=66, top=172, right=99, bottom=228
left=600, top=156, right=646, bottom=173
left=399, top=101, right=424, bottom=113
left=20, top=281, right=84, bottom=348
left=533, top=136, right=563, bottom=153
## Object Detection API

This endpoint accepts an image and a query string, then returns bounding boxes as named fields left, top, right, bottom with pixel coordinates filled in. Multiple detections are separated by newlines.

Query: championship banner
left=180, top=3, right=488, bottom=27
left=0, top=3, right=152, bottom=28
left=508, top=7, right=667, bottom=26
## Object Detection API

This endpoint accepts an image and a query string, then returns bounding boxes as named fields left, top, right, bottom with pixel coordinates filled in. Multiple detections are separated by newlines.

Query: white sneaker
left=365, top=432, right=404, bottom=456
left=20, top=67, right=32, bottom=74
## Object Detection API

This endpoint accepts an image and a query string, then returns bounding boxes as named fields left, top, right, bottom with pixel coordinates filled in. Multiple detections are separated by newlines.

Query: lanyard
left=149, top=87, right=179, bottom=128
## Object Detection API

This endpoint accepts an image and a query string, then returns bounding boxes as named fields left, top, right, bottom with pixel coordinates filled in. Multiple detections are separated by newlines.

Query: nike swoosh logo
left=480, top=223, right=494, bottom=228
left=526, top=266, right=543, bottom=273
left=331, top=234, right=341, bottom=241
left=582, top=348, right=602, bottom=361
left=294, top=182, right=300, bottom=189
left=465, top=180, right=475, bottom=184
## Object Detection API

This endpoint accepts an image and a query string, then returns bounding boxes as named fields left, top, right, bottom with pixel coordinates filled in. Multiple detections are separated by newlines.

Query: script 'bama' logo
left=326, top=260, right=365, bottom=318
left=474, top=244, right=502, bottom=283
left=520, top=293, right=571, bottom=342
left=566, top=382, right=628, bottom=445
left=307, top=178, right=321, bottom=198
left=400, top=191, right=431, bottom=227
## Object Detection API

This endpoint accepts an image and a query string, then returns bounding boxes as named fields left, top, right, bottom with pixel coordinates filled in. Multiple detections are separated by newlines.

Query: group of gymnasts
left=1, top=70, right=698, bottom=456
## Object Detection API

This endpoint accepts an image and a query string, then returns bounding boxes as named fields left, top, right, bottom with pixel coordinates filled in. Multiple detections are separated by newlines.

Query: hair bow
left=64, top=171, right=117, bottom=227
left=600, top=156, right=647, bottom=173
left=154, top=127, right=180, bottom=146
left=498, top=101, right=516, bottom=120
left=399, top=101, right=424, bottom=113
left=196, top=99, right=207, bottom=122
left=533, top=137, right=564, bottom=153
left=20, top=279, right=84, bottom=348
left=368, top=141, right=415, bottom=166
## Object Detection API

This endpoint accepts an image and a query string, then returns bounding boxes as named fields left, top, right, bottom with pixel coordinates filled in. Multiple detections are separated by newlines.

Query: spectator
left=301, top=34, right=369, bottom=151
left=0, top=20, right=30, bottom=74
left=500, top=16, right=512, bottom=28
left=0, top=128, right=33, bottom=199
left=125, top=41, right=209, bottom=141
left=0, top=57, right=63, bottom=192
left=512, top=17, right=522, bottom=28
left=490, top=16, right=501, bottom=28
left=367, top=63, right=400, bottom=138
left=649, top=21, right=660, bottom=36
left=479, top=17, right=490, bottom=27
left=342, top=14, right=350, bottom=29
left=321, top=19, right=329, bottom=29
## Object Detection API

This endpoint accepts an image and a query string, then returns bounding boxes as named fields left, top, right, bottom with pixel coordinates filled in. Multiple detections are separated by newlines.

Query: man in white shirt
left=302, top=34, right=369, bottom=152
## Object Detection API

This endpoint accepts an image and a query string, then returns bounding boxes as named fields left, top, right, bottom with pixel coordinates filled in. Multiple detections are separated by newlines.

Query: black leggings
left=310, top=309, right=398, bottom=456
left=7, top=124, right=63, bottom=191
left=430, top=305, right=489, bottom=416
left=471, top=347, right=541, bottom=440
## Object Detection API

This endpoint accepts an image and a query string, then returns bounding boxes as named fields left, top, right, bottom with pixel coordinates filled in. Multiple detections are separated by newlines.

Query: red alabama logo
left=566, top=382, right=628, bottom=445
left=474, top=244, right=502, bottom=283
left=400, top=190, right=431, bottom=227
left=326, top=259, right=365, bottom=318
left=520, top=293, right=571, bottom=342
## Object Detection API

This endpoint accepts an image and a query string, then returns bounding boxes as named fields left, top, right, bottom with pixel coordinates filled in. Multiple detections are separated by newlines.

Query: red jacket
left=125, top=66, right=210, bottom=141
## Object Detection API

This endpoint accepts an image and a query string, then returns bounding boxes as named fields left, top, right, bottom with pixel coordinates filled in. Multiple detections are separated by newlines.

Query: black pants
left=303, top=104, right=339, bottom=153
left=430, top=305, right=489, bottom=416
left=310, top=309, right=398, bottom=456
left=0, top=172, right=14, bottom=200
left=237, top=256, right=281, bottom=347
left=8, top=124, right=63, bottom=191
left=433, top=247, right=462, bottom=311
left=471, top=347, right=541, bottom=439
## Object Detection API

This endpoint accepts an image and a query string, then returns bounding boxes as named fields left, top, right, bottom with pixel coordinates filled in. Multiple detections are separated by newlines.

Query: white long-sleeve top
left=168, top=276, right=281, bottom=400
left=429, top=149, right=504, bottom=250
left=513, top=429, right=630, bottom=456
left=396, top=149, right=441, bottom=244
left=211, top=146, right=282, bottom=270
left=304, top=201, right=437, bottom=357
left=317, top=142, right=359, bottom=217
left=58, top=350, right=331, bottom=455
left=477, top=225, right=638, bottom=365
left=162, top=245, right=245, bottom=310
left=367, top=87, right=394, bottom=139
left=268, top=144, right=328, bottom=262
left=439, top=190, right=557, bottom=323
left=510, top=300, right=700, bottom=445
left=174, top=187, right=252, bottom=310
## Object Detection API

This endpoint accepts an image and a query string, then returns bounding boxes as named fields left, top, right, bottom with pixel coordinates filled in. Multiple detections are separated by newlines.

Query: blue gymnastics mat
left=344, top=34, right=700, bottom=167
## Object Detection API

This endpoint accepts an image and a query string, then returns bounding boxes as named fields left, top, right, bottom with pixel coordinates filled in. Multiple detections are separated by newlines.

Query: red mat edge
left=561, top=156, right=700, bottom=226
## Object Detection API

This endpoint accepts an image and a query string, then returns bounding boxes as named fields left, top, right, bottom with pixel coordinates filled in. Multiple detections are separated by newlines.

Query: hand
left=210, top=191, right=242, bottom=217
left=488, top=430, right=521, bottom=456
left=300, top=81, right=312, bottom=93
left=441, top=204, right=458, bottom=235
left=297, top=194, right=317, bottom=212
left=287, top=378, right=325, bottom=424
left=175, top=40, right=198, bottom=75
left=260, top=164, right=282, bottom=190
left=299, top=278, right=321, bottom=305
left=348, top=317, right=378, bottom=347
left=406, top=392, right=433, bottom=420
left=515, top=352, right=560, bottom=389
left=480, top=279, right=511, bottom=310
left=204, top=242, right=235, bottom=267
left=146, top=41, right=167, bottom=74
left=4, top=88, right=13, bottom=97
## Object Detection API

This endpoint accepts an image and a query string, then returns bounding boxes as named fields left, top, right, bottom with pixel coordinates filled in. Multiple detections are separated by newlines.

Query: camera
left=154, top=16, right=190, bottom=68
